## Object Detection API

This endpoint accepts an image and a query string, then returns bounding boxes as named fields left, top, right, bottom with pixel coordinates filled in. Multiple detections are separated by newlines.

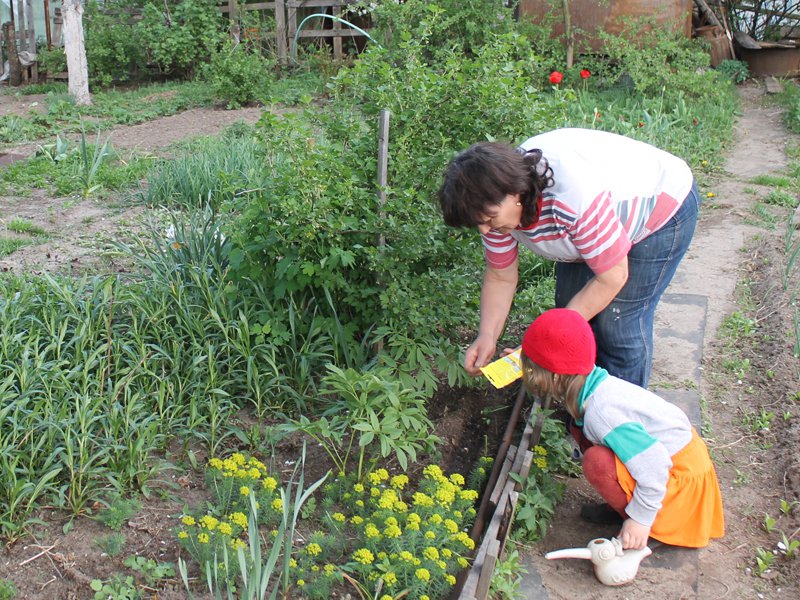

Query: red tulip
left=549, top=71, right=563, bottom=85
left=580, top=69, right=591, bottom=79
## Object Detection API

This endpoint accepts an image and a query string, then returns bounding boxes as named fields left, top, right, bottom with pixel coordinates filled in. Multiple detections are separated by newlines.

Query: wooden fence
left=219, top=0, right=372, bottom=64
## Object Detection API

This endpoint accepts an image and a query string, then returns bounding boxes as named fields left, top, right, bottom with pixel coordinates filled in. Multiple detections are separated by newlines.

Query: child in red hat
left=521, top=308, right=724, bottom=550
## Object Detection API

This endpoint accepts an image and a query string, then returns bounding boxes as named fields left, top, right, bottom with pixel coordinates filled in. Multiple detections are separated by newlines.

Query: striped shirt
left=482, top=129, right=694, bottom=273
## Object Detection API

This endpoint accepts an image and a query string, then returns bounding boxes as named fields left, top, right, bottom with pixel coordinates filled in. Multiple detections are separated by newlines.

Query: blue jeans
left=554, top=182, right=701, bottom=388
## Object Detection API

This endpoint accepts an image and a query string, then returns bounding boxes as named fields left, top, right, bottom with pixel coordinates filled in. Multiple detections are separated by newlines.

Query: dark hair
left=438, top=141, right=554, bottom=228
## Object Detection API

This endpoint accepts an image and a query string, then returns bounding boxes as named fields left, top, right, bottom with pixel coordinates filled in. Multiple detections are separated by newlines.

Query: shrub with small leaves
left=203, top=42, right=272, bottom=108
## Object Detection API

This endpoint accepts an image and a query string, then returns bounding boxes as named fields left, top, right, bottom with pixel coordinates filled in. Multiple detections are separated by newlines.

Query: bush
left=203, top=42, right=272, bottom=108
left=136, top=0, right=225, bottom=77
left=716, top=59, right=750, bottom=83
left=84, top=1, right=144, bottom=86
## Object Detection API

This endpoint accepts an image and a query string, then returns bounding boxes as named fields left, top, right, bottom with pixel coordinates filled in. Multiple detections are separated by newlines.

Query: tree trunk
left=62, top=0, right=91, bottom=106
left=2, top=21, right=22, bottom=86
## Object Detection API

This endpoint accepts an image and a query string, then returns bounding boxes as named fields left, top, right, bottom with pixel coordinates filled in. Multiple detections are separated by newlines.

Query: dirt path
left=521, top=83, right=800, bottom=599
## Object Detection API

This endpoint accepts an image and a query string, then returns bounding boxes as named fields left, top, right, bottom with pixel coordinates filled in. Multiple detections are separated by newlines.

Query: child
left=520, top=308, right=724, bottom=550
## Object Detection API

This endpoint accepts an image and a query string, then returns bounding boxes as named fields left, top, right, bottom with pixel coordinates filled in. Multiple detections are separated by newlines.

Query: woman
left=438, top=128, right=700, bottom=387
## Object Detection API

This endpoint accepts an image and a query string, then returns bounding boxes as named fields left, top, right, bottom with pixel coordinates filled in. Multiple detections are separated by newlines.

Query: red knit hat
left=521, top=309, right=596, bottom=375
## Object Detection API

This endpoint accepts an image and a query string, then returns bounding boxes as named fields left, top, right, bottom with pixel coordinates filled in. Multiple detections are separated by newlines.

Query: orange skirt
left=615, top=429, right=725, bottom=548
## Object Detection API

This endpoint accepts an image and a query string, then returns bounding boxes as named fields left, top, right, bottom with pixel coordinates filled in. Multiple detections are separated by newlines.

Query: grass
left=6, top=218, right=46, bottom=236
left=0, top=236, right=30, bottom=256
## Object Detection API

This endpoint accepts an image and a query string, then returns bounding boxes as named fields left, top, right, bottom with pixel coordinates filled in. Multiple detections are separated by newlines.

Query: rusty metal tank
left=519, top=0, right=693, bottom=52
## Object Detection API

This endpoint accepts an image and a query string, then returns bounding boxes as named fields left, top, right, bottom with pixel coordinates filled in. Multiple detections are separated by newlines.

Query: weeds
left=6, top=218, right=46, bottom=236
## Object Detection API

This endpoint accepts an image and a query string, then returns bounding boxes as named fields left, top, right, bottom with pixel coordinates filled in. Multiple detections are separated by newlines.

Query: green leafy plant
left=7, top=218, right=47, bottom=237
left=753, top=546, right=775, bottom=576
left=203, top=42, right=272, bottom=109
left=124, top=555, right=175, bottom=586
left=762, top=512, right=777, bottom=533
left=77, top=126, right=112, bottom=198
left=286, top=364, right=440, bottom=478
left=716, top=59, right=749, bottom=83
left=778, top=532, right=800, bottom=559
left=489, top=546, right=527, bottom=599
left=95, top=532, right=126, bottom=557
left=0, top=578, right=17, bottom=600
left=136, top=0, right=225, bottom=77
left=512, top=413, right=579, bottom=541
left=95, top=495, right=142, bottom=530
left=84, top=1, right=144, bottom=86
left=90, top=575, right=138, bottom=600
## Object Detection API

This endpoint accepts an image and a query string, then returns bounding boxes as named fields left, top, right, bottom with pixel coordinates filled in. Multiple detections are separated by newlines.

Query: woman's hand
left=619, top=518, right=650, bottom=550
left=464, top=334, right=498, bottom=376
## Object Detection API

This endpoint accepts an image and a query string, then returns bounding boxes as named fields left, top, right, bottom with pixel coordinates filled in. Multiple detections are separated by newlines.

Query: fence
left=220, top=0, right=372, bottom=64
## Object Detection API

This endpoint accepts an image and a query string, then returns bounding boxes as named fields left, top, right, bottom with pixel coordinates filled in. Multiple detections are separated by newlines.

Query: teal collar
left=574, top=366, right=608, bottom=426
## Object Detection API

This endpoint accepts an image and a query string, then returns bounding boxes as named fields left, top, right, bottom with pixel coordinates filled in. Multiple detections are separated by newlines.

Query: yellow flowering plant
left=205, top=452, right=283, bottom=526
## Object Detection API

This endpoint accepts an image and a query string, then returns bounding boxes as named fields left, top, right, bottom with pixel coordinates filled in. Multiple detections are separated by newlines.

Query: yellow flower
left=457, top=557, right=469, bottom=568
left=229, top=538, right=246, bottom=550
left=380, top=595, right=393, bottom=600
left=356, top=499, right=364, bottom=507
left=535, top=457, right=547, bottom=469
left=297, top=579, right=305, bottom=587
left=351, top=515, right=364, bottom=525
left=441, top=548, right=453, bottom=558
left=423, top=464, right=444, bottom=480
left=423, top=546, right=439, bottom=561
left=240, top=486, right=250, bottom=497
left=332, top=512, right=346, bottom=522
left=311, top=565, right=319, bottom=572
left=262, top=477, right=278, bottom=491
left=390, top=474, right=409, bottom=489
left=384, top=572, right=398, bottom=586
left=181, top=515, right=196, bottom=526
left=706, top=191, right=715, bottom=198
left=371, top=487, right=381, bottom=497
left=429, top=514, right=443, bottom=525
left=198, top=533, right=210, bottom=544
left=399, top=550, right=414, bottom=562
left=444, top=519, right=459, bottom=534
left=289, top=558, right=298, bottom=568
left=208, top=458, right=223, bottom=469
left=415, top=568, right=431, bottom=582
left=437, top=560, right=447, bottom=570
left=421, top=596, right=430, bottom=600
left=247, top=468, right=261, bottom=479
left=384, top=523, right=402, bottom=538
left=385, top=516, right=398, bottom=526
left=272, top=498, right=283, bottom=510
left=324, top=564, right=336, bottom=576
left=306, top=543, right=322, bottom=556
left=449, top=473, right=465, bottom=486
left=218, top=522, right=232, bottom=536
left=231, top=453, right=246, bottom=465
left=354, top=483, right=365, bottom=493
left=177, top=531, right=188, bottom=539
left=408, top=513, right=421, bottom=524
left=229, top=512, right=247, bottom=528
left=413, top=492, right=434, bottom=507
left=460, top=489, right=479, bottom=501
left=365, top=523, right=381, bottom=538
left=200, top=515, right=219, bottom=530
left=425, top=530, right=436, bottom=539
left=445, top=574, right=456, bottom=585
left=353, top=548, right=375, bottom=565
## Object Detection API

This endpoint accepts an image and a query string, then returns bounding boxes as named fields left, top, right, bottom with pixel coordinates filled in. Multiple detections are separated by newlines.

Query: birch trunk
left=62, top=0, right=91, bottom=106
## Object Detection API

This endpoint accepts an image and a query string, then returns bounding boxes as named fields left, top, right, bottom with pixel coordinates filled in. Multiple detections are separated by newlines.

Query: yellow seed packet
left=480, top=348, right=522, bottom=388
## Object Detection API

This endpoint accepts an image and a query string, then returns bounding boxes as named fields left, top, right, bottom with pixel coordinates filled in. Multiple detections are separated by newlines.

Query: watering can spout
left=544, top=537, right=652, bottom=586
left=545, top=547, right=592, bottom=560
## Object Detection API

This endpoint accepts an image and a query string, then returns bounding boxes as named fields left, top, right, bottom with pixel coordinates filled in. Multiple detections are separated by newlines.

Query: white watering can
left=545, top=537, right=652, bottom=586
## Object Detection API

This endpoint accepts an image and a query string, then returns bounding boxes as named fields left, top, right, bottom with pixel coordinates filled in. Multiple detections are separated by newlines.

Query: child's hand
left=619, top=518, right=650, bottom=550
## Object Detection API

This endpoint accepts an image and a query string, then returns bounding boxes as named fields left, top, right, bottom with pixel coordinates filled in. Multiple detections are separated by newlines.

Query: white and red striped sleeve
left=481, top=230, right=518, bottom=269
left=570, top=191, right=631, bottom=274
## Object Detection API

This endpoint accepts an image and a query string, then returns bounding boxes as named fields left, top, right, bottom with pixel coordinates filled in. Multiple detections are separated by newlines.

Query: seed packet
left=480, top=348, right=522, bottom=388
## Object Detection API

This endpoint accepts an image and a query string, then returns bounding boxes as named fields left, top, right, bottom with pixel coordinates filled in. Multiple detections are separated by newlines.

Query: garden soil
left=0, top=82, right=798, bottom=599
